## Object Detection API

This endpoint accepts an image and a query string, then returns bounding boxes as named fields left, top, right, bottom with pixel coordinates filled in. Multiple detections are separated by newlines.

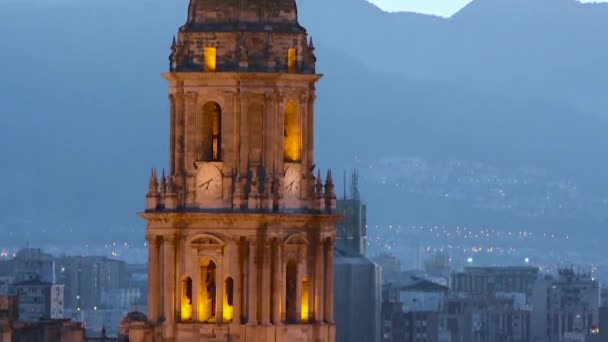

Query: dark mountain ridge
left=0, top=0, right=607, bottom=242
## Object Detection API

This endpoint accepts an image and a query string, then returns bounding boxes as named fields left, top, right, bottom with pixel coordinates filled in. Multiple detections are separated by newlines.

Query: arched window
left=181, top=276, right=193, bottom=321
left=202, top=102, right=222, bottom=161
left=204, top=47, right=217, bottom=72
left=283, top=102, right=301, bottom=162
left=288, top=48, right=297, bottom=72
left=285, top=260, right=298, bottom=323
left=301, top=275, right=309, bottom=322
left=223, top=277, right=234, bottom=322
left=200, top=259, right=217, bottom=322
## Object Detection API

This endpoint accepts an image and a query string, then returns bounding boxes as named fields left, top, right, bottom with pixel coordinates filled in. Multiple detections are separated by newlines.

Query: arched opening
left=204, top=47, right=217, bottom=72
left=285, top=260, right=298, bottom=323
left=288, top=48, right=297, bottom=72
left=202, top=102, right=222, bottom=161
left=199, top=259, right=217, bottom=322
left=301, top=275, right=310, bottom=322
left=181, top=276, right=193, bottom=321
left=283, top=102, right=300, bottom=162
left=223, top=277, right=234, bottom=322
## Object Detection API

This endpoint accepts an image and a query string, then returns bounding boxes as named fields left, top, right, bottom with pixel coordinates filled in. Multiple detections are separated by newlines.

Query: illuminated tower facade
left=139, top=0, right=339, bottom=341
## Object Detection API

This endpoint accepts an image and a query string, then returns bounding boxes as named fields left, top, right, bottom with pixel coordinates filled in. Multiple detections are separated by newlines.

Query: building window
left=200, top=259, right=217, bottom=322
left=223, top=277, right=234, bottom=322
left=288, top=48, right=297, bottom=72
left=283, top=101, right=301, bottom=162
left=204, top=47, right=217, bottom=72
left=301, top=275, right=309, bottom=322
left=286, top=260, right=298, bottom=322
left=202, top=102, right=222, bottom=161
left=181, top=276, right=193, bottom=321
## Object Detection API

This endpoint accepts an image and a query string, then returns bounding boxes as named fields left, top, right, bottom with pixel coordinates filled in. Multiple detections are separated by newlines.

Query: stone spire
left=160, top=169, right=167, bottom=196
left=325, top=170, right=336, bottom=210
left=146, top=169, right=160, bottom=210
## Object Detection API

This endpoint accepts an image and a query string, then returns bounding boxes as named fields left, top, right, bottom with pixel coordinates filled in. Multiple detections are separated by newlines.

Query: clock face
left=197, top=163, right=222, bottom=199
left=284, top=164, right=301, bottom=198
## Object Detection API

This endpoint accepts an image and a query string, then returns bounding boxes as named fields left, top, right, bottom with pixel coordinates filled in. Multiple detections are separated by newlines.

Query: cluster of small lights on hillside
left=370, top=224, right=571, bottom=241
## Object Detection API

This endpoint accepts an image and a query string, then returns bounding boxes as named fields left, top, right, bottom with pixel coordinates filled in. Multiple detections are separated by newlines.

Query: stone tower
left=139, top=0, right=339, bottom=341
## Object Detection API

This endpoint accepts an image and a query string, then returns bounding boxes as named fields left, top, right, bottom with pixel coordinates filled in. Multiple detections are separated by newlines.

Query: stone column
left=169, top=94, right=176, bottom=175
left=276, top=92, right=286, bottom=177
left=184, top=92, right=198, bottom=167
left=324, top=239, right=335, bottom=324
left=271, top=239, right=281, bottom=324
left=295, top=250, right=303, bottom=323
left=163, top=235, right=176, bottom=328
left=147, top=235, right=160, bottom=322
left=307, top=93, right=315, bottom=170
left=261, top=239, right=272, bottom=325
left=264, top=93, right=273, bottom=173
left=314, top=240, right=325, bottom=323
left=216, top=249, right=225, bottom=324
left=234, top=239, right=243, bottom=323
left=300, top=93, right=309, bottom=172
left=247, top=238, right=258, bottom=324
left=192, top=249, right=200, bottom=322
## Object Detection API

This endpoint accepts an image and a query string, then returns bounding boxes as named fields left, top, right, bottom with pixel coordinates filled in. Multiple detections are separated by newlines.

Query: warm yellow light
left=223, top=301, right=234, bottom=322
left=223, top=277, right=234, bottom=322
left=283, top=102, right=301, bottom=162
left=181, top=298, right=193, bottom=321
left=301, top=276, right=309, bottom=322
left=205, top=47, right=217, bottom=72
left=181, top=277, right=193, bottom=321
left=288, top=48, right=297, bottom=72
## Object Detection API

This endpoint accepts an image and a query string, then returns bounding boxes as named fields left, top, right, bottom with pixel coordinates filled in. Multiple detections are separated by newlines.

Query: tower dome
left=182, top=0, right=303, bottom=32
left=170, top=0, right=315, bottom=73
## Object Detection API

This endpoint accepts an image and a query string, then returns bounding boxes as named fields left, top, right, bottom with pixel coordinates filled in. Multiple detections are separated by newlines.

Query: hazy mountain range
left=1, top=0, right=607, bottom=243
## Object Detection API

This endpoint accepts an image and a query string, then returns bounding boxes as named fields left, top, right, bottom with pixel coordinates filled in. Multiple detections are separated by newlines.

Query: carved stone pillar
left=230, top=237, right=243, bottom=323
left=147, top=235, right=160, bottom=321
left=261, top=239, right=272, bottom=325
left=169, top=95, right=176, bottom=175
left=324, top=238, right=335, bottom=324
left=314, top=238, right=325, bottom=323
left=271, top=239, right=281, bottom=324
left=192, top=248, right=200, bottom=322
left=295, top=246, right=304, bottom=322
left=163, top=235, right=176, bottom=328
left=216, top=248, right=225, bottom=324
left=247, top=238, right=258, bottom=324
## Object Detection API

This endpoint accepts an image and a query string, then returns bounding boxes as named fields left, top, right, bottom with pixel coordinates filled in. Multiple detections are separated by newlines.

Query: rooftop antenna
left=351, top=169, right=360, bottom=200
left=52, top=260, right=56, bottom=284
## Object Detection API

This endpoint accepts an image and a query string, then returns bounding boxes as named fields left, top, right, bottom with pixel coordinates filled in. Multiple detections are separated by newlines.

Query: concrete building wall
left=335, top=255, right=382, bottom=342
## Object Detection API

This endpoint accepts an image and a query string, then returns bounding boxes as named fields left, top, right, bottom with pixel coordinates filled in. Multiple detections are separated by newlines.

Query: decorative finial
left=160, top=169, right=167, bottom=196
left=325, top=169, right=335, bottom=198
left=315, top=170, right=324, bottom=197
left=148, top=168, right=159, bottom=194
left=308, top=36, right=315, bottom=50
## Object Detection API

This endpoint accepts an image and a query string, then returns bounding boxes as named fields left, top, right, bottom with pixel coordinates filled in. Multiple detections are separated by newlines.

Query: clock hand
left=199, top=179, right=213, bottom=189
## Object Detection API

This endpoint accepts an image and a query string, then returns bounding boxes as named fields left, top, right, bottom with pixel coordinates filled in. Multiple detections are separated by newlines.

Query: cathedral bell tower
left=139, top=0, right=339, bottom=341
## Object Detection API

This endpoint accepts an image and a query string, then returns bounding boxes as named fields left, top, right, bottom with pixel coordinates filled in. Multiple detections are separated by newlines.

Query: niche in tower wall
left=201, top=102, right=222, bottom=161
left=200, top=259, right=217, bottom=322
left=286, top=260, right=298, bottom=323
left=284, top=101, right=301, bottom=162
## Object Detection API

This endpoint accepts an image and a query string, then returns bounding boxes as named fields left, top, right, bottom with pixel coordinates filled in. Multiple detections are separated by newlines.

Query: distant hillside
left=299, top=0, right=608, bottom=118
left=0, top=0, right=607, bottom=242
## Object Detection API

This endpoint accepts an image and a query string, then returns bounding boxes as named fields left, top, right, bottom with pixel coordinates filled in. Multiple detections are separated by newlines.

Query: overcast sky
left=368, top=0, right=608, bottom=17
